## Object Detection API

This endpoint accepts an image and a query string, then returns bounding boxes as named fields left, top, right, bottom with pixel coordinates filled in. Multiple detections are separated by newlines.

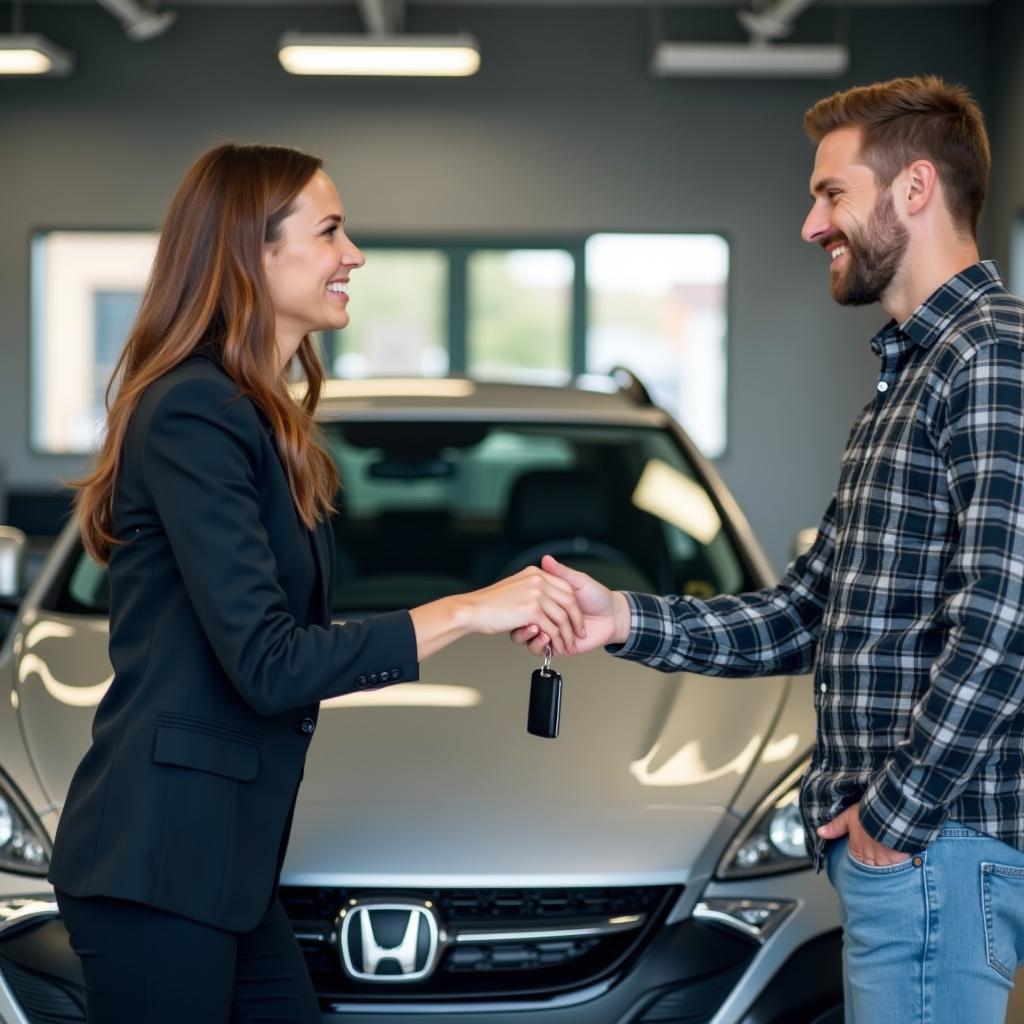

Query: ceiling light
left=651, top=41, right=848, bottom=78
left=278, top=32, right=480, bottom=77
left=0, top=34, right=73, bottom=76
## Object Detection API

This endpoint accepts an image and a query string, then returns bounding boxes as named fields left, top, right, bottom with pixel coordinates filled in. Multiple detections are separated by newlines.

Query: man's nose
left=801, top=205, right=829, bottom=245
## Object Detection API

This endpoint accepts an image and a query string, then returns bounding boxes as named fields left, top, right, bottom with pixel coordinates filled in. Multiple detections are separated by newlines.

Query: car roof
left=309, top=377, right=669, bottom=427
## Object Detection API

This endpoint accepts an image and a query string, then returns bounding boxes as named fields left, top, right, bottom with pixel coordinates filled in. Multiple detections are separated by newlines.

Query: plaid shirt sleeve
left=860, top=339, right=1024, bottom=852
left=607, top=496, right=836, bottom=676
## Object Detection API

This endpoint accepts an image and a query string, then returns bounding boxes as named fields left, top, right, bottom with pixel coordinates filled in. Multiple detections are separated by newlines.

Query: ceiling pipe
left=95, top=0, right=176, bottom=41
left=737, top=0, right=818, bottom=43
left=356, top=0, right=405, bottom=37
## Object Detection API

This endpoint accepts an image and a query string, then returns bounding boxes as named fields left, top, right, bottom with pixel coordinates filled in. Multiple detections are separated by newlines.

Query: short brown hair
left=804, top=76, right=990, bottom=237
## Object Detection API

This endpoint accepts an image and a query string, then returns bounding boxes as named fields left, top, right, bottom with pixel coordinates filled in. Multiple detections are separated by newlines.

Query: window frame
left=321, top=236, right=587, bottom=377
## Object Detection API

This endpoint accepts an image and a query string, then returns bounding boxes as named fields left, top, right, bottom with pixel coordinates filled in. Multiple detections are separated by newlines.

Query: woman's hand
left=410, top=563, right=586, bottom=661
left=510, top=555, right=632, bottom=656
left=462, top=565, right=585, bottom=655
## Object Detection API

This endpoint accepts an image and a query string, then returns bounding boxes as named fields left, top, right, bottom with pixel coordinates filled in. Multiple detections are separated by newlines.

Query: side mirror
left=0, top=526, right=28, bottom=602
left=791, top=527, right=818, bottom=561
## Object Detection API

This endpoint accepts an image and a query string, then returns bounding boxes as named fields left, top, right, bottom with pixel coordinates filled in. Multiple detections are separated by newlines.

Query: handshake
left=463, top=554, right=630, bottom=741
left=409, top=554, right=636, bottom=740
left=469, top=554, right=633, bottom=657
left=410, top=555, right=635, bottom=672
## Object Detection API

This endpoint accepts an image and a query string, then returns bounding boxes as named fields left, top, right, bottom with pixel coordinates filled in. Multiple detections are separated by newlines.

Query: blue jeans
left=826, top=822, right=1024, bottom=1024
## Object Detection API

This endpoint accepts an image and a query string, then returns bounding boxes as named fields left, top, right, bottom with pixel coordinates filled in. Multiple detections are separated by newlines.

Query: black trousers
left=54, top=889, right=322, bottom=1023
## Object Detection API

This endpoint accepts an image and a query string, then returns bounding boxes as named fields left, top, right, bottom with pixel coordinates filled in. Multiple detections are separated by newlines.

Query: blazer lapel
left=186, top=346, right=332, bottom=626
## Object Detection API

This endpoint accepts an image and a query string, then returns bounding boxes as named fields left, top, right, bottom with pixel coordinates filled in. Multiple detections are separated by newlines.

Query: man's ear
left=903, top=159, right=939, bottom=217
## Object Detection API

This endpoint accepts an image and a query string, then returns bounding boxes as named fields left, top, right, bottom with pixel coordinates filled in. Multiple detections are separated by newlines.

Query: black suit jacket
left=48, top=349, right=419, bottom=931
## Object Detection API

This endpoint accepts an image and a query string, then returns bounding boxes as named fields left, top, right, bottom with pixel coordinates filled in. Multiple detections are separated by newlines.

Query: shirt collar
left=869, top=260, right=1004, bottom=359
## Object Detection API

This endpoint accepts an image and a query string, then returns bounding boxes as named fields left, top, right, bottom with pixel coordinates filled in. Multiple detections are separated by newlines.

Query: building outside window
left=466, top=249, right=575, bottom=384
left=586, top=234, right=728, bottom=459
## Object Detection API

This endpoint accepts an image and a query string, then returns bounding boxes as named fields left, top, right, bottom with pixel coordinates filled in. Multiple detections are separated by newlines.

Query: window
left=586, top=234, right=729, bottom=458
left=32, top=232, right=728, bottom=458
left=31, top=231, right=156, bottom=454
left=1013, top=213, right=1024, bottom=299
left=466, top=249, right=574, bottom=382
left=321, top=249, right=448, bottom=378
left=52, top=418, right=750, bottom=617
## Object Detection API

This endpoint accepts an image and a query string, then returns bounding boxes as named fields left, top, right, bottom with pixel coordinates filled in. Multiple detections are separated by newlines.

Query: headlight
left=0, top=769, right=50, bottom=876
left=718, top=760, right=811, bottom=879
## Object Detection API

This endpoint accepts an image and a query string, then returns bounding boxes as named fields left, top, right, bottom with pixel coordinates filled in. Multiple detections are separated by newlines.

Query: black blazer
left=48, top=348, right=419, bottom=931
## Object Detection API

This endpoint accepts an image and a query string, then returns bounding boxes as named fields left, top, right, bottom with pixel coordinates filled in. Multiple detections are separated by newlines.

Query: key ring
left=541, top=643, right=553, bottom=676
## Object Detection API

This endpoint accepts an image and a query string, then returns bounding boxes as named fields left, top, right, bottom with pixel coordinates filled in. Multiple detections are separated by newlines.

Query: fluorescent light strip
left=0, top=49, right=50, bottom=74
left=0, top=34, right=73, bottom=76
left=651, top=42, right=848, bottom=78
left=278, top=33, right=480, bottom=77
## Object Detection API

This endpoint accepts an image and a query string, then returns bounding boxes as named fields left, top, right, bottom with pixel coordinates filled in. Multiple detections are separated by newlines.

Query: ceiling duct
left=651, top=0, right=848, bottom=79
left=95, top=0, right=176, bottom=41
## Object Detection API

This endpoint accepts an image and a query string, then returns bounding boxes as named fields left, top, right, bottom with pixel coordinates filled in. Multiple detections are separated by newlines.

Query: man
left=513, top=76, right=1024, bottom=1023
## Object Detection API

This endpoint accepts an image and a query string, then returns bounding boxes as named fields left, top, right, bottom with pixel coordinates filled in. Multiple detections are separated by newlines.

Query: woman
left=47, top=143, right=582, bottom=1022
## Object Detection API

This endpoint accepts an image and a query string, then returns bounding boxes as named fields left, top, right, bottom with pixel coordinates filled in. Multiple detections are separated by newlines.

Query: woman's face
left=263, top=169, right=364, bottom=368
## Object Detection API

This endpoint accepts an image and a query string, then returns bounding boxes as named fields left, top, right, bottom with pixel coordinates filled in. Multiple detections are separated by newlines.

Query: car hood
left=286, top=635, right=788, bottom=886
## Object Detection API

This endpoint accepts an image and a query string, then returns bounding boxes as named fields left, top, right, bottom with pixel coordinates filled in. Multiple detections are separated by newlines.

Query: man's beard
left=830, top=190, right=909, bottom=307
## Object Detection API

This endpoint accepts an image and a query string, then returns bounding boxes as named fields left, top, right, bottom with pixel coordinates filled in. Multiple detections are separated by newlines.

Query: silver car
left=0, top=374, right=842, bottom=1024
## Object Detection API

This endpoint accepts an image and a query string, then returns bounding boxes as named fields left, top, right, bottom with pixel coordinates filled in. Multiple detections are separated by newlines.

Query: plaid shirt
left=612, top=261, right=1024, bottom=867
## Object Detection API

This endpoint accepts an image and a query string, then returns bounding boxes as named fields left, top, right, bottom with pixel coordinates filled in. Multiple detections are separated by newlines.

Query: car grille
left=280, top=884, right=679, bottom=1003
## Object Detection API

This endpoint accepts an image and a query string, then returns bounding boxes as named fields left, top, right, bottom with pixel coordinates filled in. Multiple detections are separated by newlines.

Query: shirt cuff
left=858, top=764, right=947, bottom=853
left=605, top=591, right=697, bottom=664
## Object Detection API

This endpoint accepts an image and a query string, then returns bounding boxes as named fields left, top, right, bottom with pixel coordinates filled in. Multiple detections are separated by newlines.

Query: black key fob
left=528, top=663, right=562, bottom=739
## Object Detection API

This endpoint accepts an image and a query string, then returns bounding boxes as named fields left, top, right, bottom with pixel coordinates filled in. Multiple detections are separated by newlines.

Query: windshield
left=52, top=420, right=751, bottom=616
left=323, top=420, right=748, bottom=611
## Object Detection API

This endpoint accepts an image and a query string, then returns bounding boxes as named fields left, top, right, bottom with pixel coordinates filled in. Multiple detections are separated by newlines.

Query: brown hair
left=75, top=143, right=340, bottom=564
left=804, top=76, right=990, bottom=237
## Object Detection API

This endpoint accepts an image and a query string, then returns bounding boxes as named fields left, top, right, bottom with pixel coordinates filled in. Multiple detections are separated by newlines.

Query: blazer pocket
left=152, top=723, right=259, bottom=782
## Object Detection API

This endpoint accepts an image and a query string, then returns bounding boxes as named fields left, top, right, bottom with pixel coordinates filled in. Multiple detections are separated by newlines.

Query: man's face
left=801, top=126, right=909, bottom=307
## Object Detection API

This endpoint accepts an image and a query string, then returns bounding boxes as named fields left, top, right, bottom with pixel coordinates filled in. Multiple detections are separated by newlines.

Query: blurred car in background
left=0, top=371, right=841, bottom=1024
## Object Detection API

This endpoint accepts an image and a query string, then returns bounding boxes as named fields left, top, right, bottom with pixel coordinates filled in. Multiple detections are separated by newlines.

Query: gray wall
left=986, top=0, right=1023, bottom=279
left=0, top=2, right=1000, bottom=571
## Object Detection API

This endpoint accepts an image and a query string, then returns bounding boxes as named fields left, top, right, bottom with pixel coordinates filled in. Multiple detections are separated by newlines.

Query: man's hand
left=509, top=555, right=632, bottom=656
left=817, top=802, right=909, bottom=867
left=463, top=565, right=585, bottom=655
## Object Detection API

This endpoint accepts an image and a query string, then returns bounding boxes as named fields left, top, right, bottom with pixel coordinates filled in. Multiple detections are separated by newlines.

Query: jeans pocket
left=982, top=862, right=1024, bottom=980
left=845, top=848, right=919, bottom=876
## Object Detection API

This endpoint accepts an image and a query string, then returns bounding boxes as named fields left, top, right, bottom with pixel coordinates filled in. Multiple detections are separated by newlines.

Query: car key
left=528, top=644, right=562, bottom=738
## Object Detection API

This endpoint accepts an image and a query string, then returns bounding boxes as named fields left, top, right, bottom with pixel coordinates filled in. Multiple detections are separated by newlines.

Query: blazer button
left=298, top=717, right=315, bottom=736
left=390, top=667, right=402, bottom=680
left=380, top=670, right=390, bottom=683
left=368, top=673, right=380, bottom=688
left=356, top=675, right=368, bottom=688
